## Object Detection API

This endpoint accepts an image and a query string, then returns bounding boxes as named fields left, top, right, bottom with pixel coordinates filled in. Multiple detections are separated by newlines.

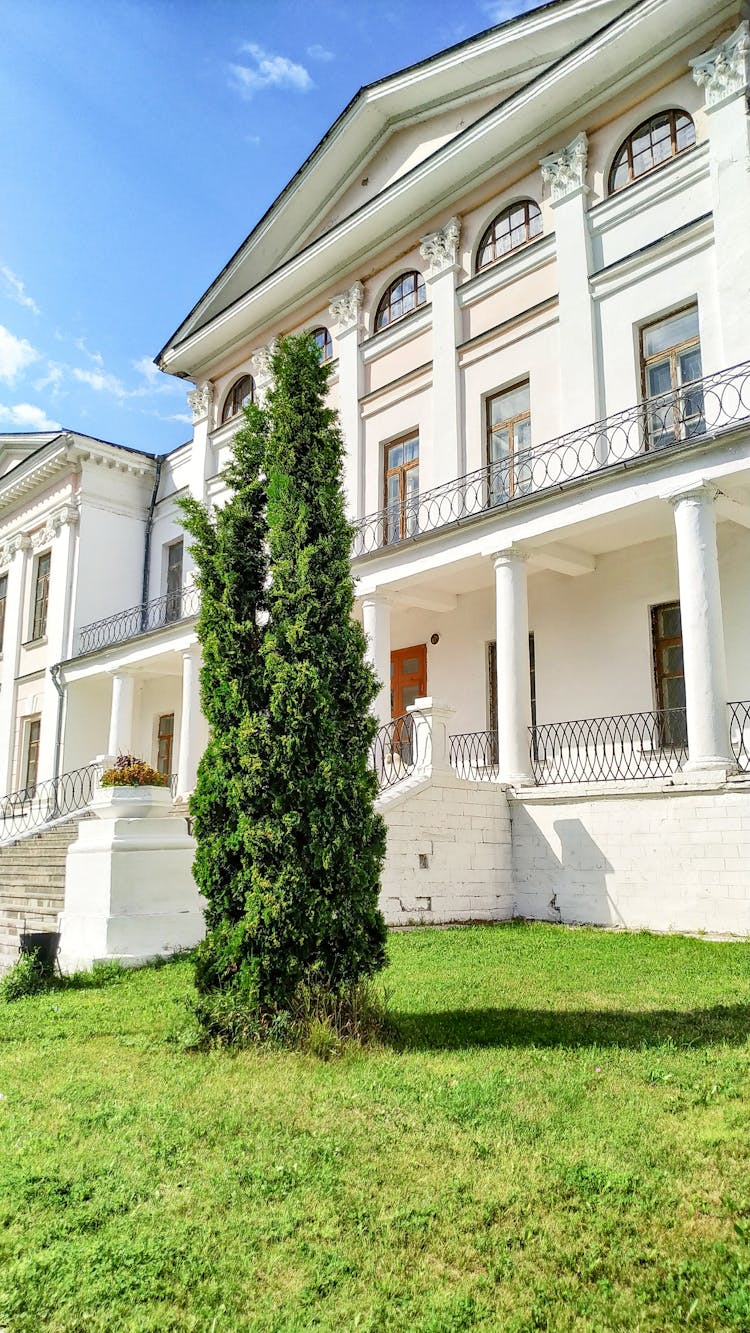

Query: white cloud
left=73, top=335, right=104, bottom=367
left=34, top=361, right=65, bottom=394
left=0, top=267, right=40, bottom=316
left=306, top=43, right=334, bottom=62
left=73, top=366, right=129, bottom=398
left=0, top=325, right=39, bottom=383
left=170, top=412, right=193, bottom=425
left=229, top=44, right=313, bottom=98
left=482, top=0, right=540, bottom=22
left=132, top=355, right=160, bottom=385
left=0, top=401, right=60, bottom=430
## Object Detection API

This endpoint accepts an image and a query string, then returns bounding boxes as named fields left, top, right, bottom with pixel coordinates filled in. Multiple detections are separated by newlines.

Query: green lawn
left=2, top=923, right=750, bottom=1332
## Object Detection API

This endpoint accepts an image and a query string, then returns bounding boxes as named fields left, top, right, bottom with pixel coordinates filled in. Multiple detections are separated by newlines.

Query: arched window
left=221, top=374, right=255, bottom=424
left=374, top=271, right=427, bottom=332
left=476, top=200, right=542, bottom=272
left=311, top=326, right=333, bottom=362
left=609, top=110, right=695, bottom=194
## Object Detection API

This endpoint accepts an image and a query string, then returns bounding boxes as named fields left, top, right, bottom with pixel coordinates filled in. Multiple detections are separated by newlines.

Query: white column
left=692, top=24, right=750, bottom=367
left=669, top=483, right=734, bottom=773
left=0, top=534, right=30, bottom=792
left=492, top=548, right=534, bottom=786
left=420, top=217, right=463, bottom=482
left=361, top=593, right=391, bottom=727
left=540, top=133, right=600, bottom=430
left=176, top=644, right=203, bottom=798
left=38, top=506, right=79, bottom=781
left=186, top=382, right=214, bottom=503
left=329, top=283, right=364, bottom=519
left=107, top=672, right=136, bottom=757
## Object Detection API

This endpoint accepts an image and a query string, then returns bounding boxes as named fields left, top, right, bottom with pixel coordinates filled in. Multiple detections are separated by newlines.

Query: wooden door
left=391, top=644, right=427, bottom=719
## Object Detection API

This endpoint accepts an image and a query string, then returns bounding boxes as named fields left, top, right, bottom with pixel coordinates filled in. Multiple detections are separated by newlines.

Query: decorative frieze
left=419, top=216, right=461, bottom=275
left=187, top=382, right=213, bottom=423
left=691, top=22, right=750, bottom=111
left=251, top=342, right=276, bottom=384
left=328, top=281, right=364, bottom=332
left=540, top=131, right=589, bottom=203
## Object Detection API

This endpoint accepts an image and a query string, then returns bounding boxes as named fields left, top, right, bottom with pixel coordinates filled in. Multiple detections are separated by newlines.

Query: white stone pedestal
left=58, top=786, right=205, bottom=972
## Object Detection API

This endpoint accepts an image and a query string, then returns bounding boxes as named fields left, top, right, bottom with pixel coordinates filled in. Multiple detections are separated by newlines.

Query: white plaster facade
left=3, top=0, right=750, bottom=938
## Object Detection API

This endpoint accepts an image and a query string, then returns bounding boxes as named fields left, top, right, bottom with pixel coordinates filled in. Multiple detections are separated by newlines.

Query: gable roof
left=157, top=0, right=632, bottom=363
left=158, top=0, right=734, bottom=378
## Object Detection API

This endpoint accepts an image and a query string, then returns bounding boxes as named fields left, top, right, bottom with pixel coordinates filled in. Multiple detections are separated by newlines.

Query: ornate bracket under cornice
left=540, top=131, right=589, bottom=203
left=328, top=282, right=364, bottom=333
left=419, top=216, right=461, bottom=276
left=0, top=504, right=80, bottom=568
left=251, top=342, right=276, bottom=385
left=187, top=382, right=213, bottom=423
left=691, top=22, right=750, bottom=111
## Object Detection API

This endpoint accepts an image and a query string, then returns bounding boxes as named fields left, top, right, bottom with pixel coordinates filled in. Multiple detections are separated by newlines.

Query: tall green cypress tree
left=181, top=333, right=386, bottom=1037
left=179, top=403, right=271, bottom=1006
left=255, top=333, right=388, bottom=1011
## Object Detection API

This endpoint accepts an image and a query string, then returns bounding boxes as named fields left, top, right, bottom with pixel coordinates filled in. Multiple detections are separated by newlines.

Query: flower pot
left=91, top=785, right=172, bottom=820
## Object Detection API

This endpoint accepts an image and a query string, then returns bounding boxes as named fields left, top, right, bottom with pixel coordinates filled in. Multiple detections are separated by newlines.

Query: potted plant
left=93, top=754, right=172, bottom=819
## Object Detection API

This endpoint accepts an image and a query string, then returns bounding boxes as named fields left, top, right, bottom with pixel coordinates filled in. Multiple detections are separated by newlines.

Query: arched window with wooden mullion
left=476, top=200, right=542, bottom=273
left=608, top=110, right=696, bottom=194
left=311, top=326, right=333, bottom=363
left=374, top=272, right=427, bottom=332
left=221, top=374, right=255, bottom=424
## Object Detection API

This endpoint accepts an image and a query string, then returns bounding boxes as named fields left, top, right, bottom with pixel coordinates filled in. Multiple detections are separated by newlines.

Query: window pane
left=676, top=116, right=696, bottom=151
left=646, top=359, right=673, bottom=397
left=405, top=467, right=419, bottom=498
left=489, top=426, right=510, bottom=464
left=643, top=308, right=699, bottom=357
left=662, top=676, right=686, bottom=711
left=387, top=474, right=400, bottom=505
left=679, top=347, right=702, bottom=384
left=658, top=605, right=682, bottom=638
left=387, top=443, right=403, bottom=470
left=403, top=437, right=419, bottom=463
left=492, top=383, right=530, bottom=421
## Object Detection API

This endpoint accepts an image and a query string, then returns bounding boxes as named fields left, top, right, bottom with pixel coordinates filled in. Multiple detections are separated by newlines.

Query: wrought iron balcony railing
left=370, top=710, right=430, bottom=792
left=529, top=709, right=688, bottom=784
left=352, top=359, right=750, bottom=557
left=729, top=701, right=750, bottom=773
left=78, top=585, right=200, bottom=655
left=0, top=764, right=100, bottom=844
left=449, top=731, right=500, bottom=781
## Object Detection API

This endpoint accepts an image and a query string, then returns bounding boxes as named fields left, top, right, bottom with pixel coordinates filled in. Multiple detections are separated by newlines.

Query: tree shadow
left=391, top=1005, right=750, bottom=1051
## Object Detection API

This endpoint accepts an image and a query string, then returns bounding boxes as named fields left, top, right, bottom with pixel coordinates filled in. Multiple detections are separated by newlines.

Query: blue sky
left=0, top=0, right=538, bottom=455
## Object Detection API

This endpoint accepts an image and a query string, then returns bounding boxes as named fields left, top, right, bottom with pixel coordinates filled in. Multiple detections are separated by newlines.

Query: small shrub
left=101, top=754, right=168, bottom=788
left=0, top=950, right=52, bottom=1002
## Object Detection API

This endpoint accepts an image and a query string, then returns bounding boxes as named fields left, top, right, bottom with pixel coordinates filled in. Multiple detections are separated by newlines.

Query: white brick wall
left=378, top=771, right=513, bottom=925
left=511, top=781, right=750, bottom=935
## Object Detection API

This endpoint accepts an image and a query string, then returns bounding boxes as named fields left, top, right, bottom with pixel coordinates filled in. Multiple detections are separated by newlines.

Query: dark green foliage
left=181, top=334, right=386, bottom=1033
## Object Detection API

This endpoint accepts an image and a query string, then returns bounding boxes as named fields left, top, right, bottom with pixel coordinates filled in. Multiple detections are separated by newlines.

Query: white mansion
left=2, top=0, right=750, bottom=951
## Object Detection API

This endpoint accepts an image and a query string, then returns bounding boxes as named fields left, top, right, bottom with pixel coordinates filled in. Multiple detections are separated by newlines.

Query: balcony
left=77, top=585, right=200, bottom=656
left=353, top=360, right=750, bottom=558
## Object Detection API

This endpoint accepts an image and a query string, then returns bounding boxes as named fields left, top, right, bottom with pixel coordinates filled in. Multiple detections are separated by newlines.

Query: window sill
left=22, top=636, right=48, bottom=650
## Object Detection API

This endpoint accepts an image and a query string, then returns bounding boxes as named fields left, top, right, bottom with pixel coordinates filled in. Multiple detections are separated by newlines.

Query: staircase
left=0, top=816, right=90, bottom=973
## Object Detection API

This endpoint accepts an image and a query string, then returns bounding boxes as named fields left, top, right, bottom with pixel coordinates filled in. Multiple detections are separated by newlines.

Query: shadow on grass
left=392, top=1005, right=750, bottom=1050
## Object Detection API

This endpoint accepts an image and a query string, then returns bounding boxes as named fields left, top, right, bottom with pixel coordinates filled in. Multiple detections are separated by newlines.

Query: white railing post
left=408, top=697, right=455, bottom=776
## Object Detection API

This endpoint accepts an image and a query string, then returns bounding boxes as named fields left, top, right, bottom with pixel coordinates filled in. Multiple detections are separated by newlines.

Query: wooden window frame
left=476, top=200, right=542, bottom=273
left=650, top=601, right=687, bottom=748
left=374, top=272, right=427, bottom=333
left=383, top=434, right=419, bottom=544
left=311, top=326, right=333, bottom=363
left=221, top=374, right=255, bottom=424
left=486, top=380, right=532, bottom=502
left=165, top=540, right=184, bottom=624
left=23, top=716, right=41, bottom=793
left=156, top=712, right=175, bottom=778
left=31, top=551, right=51, bottom=642
left=608, top=110, right=696, bottom=195
left=639, top=303, right=702, bottom=449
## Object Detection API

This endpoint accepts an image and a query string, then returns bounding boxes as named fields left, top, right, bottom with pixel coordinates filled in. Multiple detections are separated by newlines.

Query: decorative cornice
left=251, top=342, right=276, bottom=384
left=540, top=131, right=588, bottom=203
left=419, top=216, right=461, bottom=276
left=30, top=503, right=80, bottom=551
left=187, top=381, right=213, bottom=423
left=691, top=22, right=750, bottom=111
left=328, top=281, right=364, bottom=333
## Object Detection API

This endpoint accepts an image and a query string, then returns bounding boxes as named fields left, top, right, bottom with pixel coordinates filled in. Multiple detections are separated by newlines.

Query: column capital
left=182, top=642, right=201, bottom=663
left=490, top=546, right=529, bottom=570
left=250, top=342, right=276, bottom=390
left=187, top=381, right=213, bottom=423
left=329, top=282, right=364, bottom=333
left=360, top=590, right=392, bottom=609
left=540, top=132, right=589, bottom=204
left=661, top=480, right=720, bottom=509
left=419, top=216, right=461, bottom=277
left=691, top=22, right=750, bottom=111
